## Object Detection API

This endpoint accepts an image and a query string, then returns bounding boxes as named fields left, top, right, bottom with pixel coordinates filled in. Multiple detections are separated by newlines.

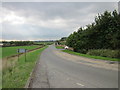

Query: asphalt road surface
left=30, top=45, right=118, bottom=88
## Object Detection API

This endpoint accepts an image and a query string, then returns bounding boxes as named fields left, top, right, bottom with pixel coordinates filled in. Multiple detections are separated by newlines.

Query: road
left=30, top=45, right=118, bottom=88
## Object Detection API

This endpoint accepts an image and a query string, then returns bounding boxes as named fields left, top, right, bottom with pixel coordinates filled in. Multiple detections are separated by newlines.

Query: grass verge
left=62, top=49, right=120, bottom=61
left=2, top=46, right=48, bottom=88
left=56, top=46, right=64, bottom=49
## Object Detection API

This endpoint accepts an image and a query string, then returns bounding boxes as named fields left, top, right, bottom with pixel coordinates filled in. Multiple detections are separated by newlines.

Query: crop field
left=1, top=45, right=40, bottom=58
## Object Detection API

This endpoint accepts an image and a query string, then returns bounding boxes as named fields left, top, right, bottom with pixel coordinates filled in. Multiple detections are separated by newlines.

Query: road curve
left=30, top=45, right=118, bottom=88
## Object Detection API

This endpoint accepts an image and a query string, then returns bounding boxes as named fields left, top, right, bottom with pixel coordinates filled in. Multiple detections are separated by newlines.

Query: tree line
left=66, top=10, right=120, bottom=54
left=2, top=41, right=34, bottom=46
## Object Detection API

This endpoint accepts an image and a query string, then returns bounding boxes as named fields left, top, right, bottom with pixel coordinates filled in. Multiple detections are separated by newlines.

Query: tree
left=66, top=10, right=120, bottom=54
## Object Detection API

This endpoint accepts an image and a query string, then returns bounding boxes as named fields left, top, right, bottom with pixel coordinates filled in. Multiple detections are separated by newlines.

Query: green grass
left=1, top=45, right=40, bottom=58
left=0, top=48, right=2, bottom=59
left=56, top=46, right=64, bottom=49
left=2, top=46, right=48, bottom=88
left=62, top=50, right=120, bottom=61
left=34, top=41, right=54, bottom=45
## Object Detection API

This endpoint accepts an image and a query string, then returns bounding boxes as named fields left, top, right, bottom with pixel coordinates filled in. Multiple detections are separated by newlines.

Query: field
left=63, top=49, right=120, bottom=61
left=34, top=41, right=54, bottom=45
left=2, top=45, right=40, bottom=58
left=2, top=46, right=48, bottom=88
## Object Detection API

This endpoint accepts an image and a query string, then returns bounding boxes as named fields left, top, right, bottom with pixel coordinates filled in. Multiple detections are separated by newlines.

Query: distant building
left=0, top=43, right=3, bottom=47
left=64, top=46, right=69, bottom=49
left=2, top=42, right=10, bottom=47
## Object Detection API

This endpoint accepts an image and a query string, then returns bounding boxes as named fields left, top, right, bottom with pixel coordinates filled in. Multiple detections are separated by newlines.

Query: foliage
left=34, top=41, right=54, bottom=45
left=87, top=49, right=120, bottom=58
left=55, top=37, right=67, bottom=45
left=66, top=10, right=120, bottom=54
left=59, top=37, right=67, bottom=41
left=60, top=41, right=66, bottom=45
left=2, top=41, right=34, bottom=46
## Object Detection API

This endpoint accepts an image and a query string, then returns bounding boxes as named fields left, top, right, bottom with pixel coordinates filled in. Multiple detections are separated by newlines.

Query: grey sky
left=1, top=2, right=118, bottom=41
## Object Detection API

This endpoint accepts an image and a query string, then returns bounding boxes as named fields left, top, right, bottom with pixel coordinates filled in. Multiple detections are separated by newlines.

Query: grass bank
left=62, top=49, right=119, bottom=61
left=2, top=46, right=48, bottom=88
left=2, top=45, right=41, bottom=58
left=56, top=46, right=64, bottom=49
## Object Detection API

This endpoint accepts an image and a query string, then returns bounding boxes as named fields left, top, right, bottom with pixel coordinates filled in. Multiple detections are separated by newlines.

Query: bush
left=75, top=49, right=88, bottom=54
left=66, top=10, right=120, bottom=51
left=87, top=49, right=120, bottom=58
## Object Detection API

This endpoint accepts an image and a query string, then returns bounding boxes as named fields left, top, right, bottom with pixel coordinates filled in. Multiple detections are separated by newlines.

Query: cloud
left=1, top=2, right=118, bottom=41
left=2, top=9, right=25, bottom=25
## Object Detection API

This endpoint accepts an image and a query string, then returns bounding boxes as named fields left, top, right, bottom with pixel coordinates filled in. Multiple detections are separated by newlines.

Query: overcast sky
left=1, top=2, right=118, bottom=41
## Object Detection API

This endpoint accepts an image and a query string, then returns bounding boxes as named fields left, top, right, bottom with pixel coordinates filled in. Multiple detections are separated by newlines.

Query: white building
left=64, top=46, right=69, bottom=49
left=0, top=43, right=3, bottom=47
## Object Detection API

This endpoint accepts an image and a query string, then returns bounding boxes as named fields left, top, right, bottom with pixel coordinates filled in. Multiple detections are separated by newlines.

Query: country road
left=29, top=45, right=118, bottom=88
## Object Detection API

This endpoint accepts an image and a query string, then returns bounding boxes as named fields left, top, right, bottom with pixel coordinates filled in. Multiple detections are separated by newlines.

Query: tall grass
left=2, top=46, right=48, bottom=88
left=62, top=49, right=119, bottom=61
left=87, top=49, right=120, bottom=58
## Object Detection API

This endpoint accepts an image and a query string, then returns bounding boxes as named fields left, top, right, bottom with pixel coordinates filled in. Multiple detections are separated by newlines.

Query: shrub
left=87, top=49, right=120, bottom=58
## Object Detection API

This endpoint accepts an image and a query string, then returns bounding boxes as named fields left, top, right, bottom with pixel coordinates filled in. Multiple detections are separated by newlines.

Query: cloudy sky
left=1, top=2, right=118, bottom=41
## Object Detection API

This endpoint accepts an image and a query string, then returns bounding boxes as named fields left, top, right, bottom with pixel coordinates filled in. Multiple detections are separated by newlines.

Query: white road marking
left=76, top=83, right=84, bottom=86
